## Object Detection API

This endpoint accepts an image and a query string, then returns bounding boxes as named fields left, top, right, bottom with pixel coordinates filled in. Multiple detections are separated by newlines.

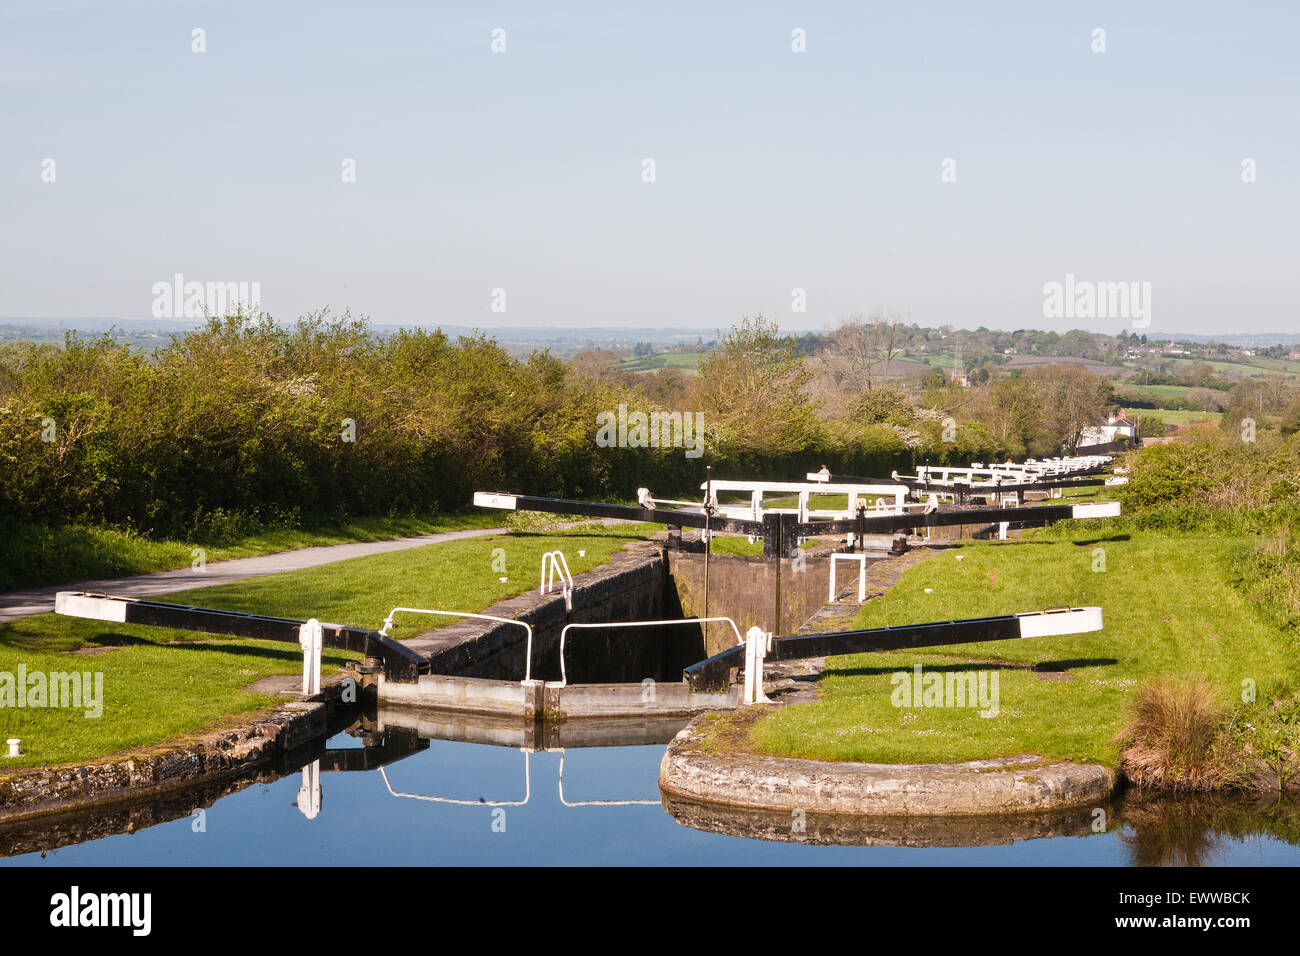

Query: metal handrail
left=540, top=551, right=574, bottom=611
left=380, top=606, right=537, bottom=682
left=556, top=616, right=745, bottom=686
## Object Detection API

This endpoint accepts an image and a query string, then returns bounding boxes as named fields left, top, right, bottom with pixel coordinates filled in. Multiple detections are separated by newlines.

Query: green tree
left=691, top=315, right=822, bottom=455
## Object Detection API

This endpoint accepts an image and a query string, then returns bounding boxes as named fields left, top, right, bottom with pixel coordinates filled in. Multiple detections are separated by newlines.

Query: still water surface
left=2, top=724, right=1297, bottom=866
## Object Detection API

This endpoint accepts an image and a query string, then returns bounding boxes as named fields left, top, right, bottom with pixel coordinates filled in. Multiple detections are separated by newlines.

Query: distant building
left=1079, top=413, right=1137, bottom=447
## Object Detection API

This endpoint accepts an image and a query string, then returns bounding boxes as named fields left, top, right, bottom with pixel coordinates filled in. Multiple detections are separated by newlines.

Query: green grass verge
left=747, top=529, right=1296, bottom=766
left=0, top=511, right=503, bottom=592
left=0, top=524, right=655, bottom=767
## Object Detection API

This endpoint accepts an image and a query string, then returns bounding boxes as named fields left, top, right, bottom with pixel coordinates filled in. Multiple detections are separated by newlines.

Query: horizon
left=2, top=315, right=1297, bottom=349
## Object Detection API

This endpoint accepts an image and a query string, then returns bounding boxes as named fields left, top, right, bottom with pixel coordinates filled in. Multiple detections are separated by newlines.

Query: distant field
left=1138, top=408, right=1224, bottom=426
left=1155, top=355, right=1300, bottom=380
left=1246, top=356, right=1300, bottom=375
left=916, top=352, right=958, bottom=368
left=871, top=357, right=932, bottom=379
left=998, top=356, right=1133, bottom=377
left=1114, top=382, right=1196, bottom=399
left=619, top=351, right=704, bottom=374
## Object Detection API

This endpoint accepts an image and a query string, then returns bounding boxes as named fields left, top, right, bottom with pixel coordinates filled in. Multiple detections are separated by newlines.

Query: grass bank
left=0, top=524, right=654, bottom=768
left=741, top=526, right=1297, bottom=774
left=0, top=511, right=503, bottom=592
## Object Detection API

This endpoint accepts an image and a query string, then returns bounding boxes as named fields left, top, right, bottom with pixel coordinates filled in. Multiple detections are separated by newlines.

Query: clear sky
left=2, top=0, right=1296, bottom=336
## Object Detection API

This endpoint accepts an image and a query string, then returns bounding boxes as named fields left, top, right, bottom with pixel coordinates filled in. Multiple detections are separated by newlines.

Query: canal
left=2, top=715, right=1296, bottom=866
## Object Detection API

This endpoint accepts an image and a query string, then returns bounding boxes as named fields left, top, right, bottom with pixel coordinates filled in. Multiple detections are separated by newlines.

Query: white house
left=1079, top=413, right=1137, bottom=447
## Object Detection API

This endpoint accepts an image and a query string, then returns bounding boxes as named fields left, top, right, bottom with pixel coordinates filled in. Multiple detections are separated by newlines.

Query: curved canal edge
left=658, top=715, right=1117, bottom=816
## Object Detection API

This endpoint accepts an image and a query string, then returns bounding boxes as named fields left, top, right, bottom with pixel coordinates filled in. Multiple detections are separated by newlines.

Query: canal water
left=1, top=716, right=1297, bottom=866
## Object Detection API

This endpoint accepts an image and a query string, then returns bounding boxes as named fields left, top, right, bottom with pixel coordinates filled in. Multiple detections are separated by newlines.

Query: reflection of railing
left=540, top=551, right=574, bottom=611
left=374, top=748, right=661, bottom=810
left=380, top=606, right=536, bottom=681
left=556, top=750, right=659, bottom=807
left=377, top=750, right=532, bottom=806
left=557, top=617, right=745, bottom=687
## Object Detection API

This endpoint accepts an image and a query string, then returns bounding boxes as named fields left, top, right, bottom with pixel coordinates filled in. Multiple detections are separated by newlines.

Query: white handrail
left=540, top=551, right=574, bottom=611
left=378, top=750, right=531, bottom=806
left=829, top=553, right=868, bottom=603
left=380, top=606, right=537, bottom=682
left=556, top=616, right=745, bottom=687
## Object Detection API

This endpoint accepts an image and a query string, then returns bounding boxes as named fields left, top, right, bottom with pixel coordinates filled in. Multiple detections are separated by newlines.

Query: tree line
left=0, top=312, right=1009, bottom=540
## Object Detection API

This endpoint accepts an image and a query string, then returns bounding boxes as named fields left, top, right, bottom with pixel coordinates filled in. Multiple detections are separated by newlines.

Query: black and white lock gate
left=473, top=490, right=1120, bottom=557
left=809, top=471, right=1110, bottom=499
left=53, top=591, right=427, bottom=683
left=684, top=606, right=1105, bottom=693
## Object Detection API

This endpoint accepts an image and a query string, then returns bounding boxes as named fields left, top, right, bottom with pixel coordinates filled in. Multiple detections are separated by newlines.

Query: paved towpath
left=0, top=527, right=507, bottom=623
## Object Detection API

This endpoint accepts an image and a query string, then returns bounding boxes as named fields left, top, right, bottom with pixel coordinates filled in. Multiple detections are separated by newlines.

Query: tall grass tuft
left=1115, top=679, right=1231, bottom=791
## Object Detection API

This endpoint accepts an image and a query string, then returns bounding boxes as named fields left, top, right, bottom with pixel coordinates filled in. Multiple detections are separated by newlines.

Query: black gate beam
left=795, top=501, right=1119, bottom=539
left=54, top=592, right=426, bottom=683
left=684, top=607, right=1103, bottom=691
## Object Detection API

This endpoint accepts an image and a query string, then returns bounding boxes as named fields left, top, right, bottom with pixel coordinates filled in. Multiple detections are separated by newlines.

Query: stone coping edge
left=0, top=700, right=327, bottom=824
left=658, top=717, right=1116, bottom=816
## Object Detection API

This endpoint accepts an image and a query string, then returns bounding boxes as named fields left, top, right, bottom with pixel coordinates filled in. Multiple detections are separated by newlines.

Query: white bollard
left=743, top=626, right=772, bottom=705
left=5, top=738, right=20, bottom=758
left=299, top=619, right=323, bottom=696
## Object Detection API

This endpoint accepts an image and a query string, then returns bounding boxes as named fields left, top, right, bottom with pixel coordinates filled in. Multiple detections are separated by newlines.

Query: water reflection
left=1115, top=792, right=1300, bottom=866
left=0, top=704, right=1296, bottom=866
left=662, top=794, right=1102, bottom=847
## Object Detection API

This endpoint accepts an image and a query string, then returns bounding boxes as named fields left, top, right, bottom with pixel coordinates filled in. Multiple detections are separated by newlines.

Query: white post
left=743, top=626, right=772, bottom=705
left=297, top=759, right=322, bottom=819
left=829, top=553, right=867, bottom=602
left=300, top=618, right=323, bottom=695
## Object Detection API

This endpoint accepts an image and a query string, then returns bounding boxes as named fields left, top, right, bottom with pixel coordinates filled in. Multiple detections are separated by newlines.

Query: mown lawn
left=0, top=524, right=654, bottom=768
left=748, top=528, right=1297, bottom=767
left=0, top=511, right=503, bottom=592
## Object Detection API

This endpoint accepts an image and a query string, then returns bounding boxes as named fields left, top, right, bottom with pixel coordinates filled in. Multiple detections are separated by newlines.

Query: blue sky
left=2, top=0, right=1296, bottom=335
